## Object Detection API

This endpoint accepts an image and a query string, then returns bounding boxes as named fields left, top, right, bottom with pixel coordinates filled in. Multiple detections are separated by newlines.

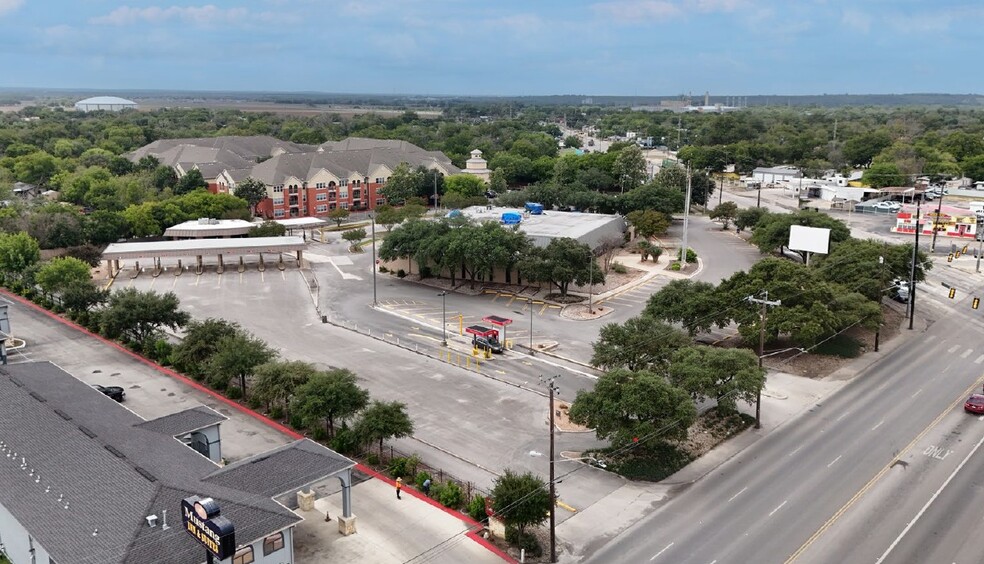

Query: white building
left=752, top=166, right=803, bottom=184
left=73, top=96, right=138, bottom=112
left=462, top=149, right=491, bottom=183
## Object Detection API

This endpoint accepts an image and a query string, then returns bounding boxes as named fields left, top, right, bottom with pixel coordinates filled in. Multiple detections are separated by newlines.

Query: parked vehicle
left=93, top=384, right=125, bottom=402
left=472, top=335, right=504, bottom=354
left=874, top=201, right=902, bottom=211
left=965, top=394, right=984, bottom=414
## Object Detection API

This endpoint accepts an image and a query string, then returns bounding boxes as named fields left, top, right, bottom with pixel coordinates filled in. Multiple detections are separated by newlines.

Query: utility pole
left=717, top=173, right=724, bottom=207
left=540, top=375, right=560, bottom=564
left=370, top=215, right=378, bottom=306
left=908, top=197, right=922, bottom=330
left=681, top=165, right=692, bottom=265
left=747, top=292, right=780, bottom=429
left=930, top=181, right=945, bottom=252
left=977, top=219, right=984, bottom=273
left=433, top=174, right=439, bottom=212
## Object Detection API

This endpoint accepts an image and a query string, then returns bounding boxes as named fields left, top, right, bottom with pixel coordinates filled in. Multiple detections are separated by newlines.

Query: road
left=586, top=268, right=984, bottom=564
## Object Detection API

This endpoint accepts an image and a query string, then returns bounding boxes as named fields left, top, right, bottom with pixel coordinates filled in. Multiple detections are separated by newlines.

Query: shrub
left=247, top=396, right=263, bottom=410
left=330, top=425, right=361, bottom=455
left=290, top=413, right=306, bottom=430
left=680, top=247, right=697, bottom=262
left=505, top=526, right=542, bottom=557
left=366, top=453, right=380, bottom=466
left=432, top=481, right=464, bottom=509
left=311, top=427, right=328, bottom=441
left=397, top=269, right=407, bottom=278
left=388, top=454, right=421, bottom=479
left=225, top=386, right=243, bottom=400
left=466, top=494, right=487, bottom=523
left=378, top=266, right=389, bottom=274
left=611, top=261, right=627, bottom=274
left=269, top=406, right=285, bottom=420
left=669, top=262, right=682, bottom=271
left=418, top=266, right=432, bottom=278
left=415, top=471, right=431, bottom=490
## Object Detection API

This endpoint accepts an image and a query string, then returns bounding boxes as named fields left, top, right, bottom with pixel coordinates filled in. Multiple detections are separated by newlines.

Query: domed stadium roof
left=74, top=96, right=138, bottom=111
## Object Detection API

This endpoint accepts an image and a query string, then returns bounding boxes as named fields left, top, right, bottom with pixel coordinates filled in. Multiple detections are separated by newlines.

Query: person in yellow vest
left=396, top=476, right=403, bottom=500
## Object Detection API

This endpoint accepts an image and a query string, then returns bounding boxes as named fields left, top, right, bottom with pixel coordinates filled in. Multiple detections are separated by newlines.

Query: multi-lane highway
left=586, top=282, right=984, bottom=563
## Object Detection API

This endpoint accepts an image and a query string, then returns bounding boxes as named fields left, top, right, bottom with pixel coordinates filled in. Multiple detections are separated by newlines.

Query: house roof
left=0, top=362, right=352, bottom=564
left=135, top=406, right=228, bottom=436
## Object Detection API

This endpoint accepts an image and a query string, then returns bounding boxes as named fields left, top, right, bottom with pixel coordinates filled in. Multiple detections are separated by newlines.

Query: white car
left=874, top=201, right=902, bottom=211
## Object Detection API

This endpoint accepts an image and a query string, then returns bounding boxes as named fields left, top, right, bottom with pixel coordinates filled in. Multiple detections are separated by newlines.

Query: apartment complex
left=128, top=136, right=461, bottom=219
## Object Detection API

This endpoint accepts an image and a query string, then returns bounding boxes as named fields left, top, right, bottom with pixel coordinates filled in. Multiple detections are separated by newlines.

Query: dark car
left=94, top=384, right=125, bottom=402
left=965, top=394, right=984, bottom=414
left=472, top=335, right=504, bottom=354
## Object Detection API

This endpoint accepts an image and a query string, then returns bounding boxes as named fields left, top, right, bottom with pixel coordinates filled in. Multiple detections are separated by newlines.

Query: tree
left=373, top=204, right=402, bottom=231
left=171, top=318, right=243, bottom=380
left=709, top=201, right=739, bottom=230
left=61, top=280, right=108, bottom=316
left=653, top=165, right=715, bottom=206
left=668, top=346, right=765, bottom=413
left=644, top=279, right=728, bottom=336
left=443, top=174, right=486, bottom=199
left=749, top=210, right=851, bottom=262
left=961, top=154, right=984, bottom=182
left=812, top=238, right=896, bottom=301
left=612, top=145, right=647, bottom=192
left=342, top=228, right=367, bottom=250
left=174, top=169, right=208, bottom=195
left=293, top=368, right=370, bottom=438
left=843, top=130, right=893, bottom=167
left=84, top=210, right=129, bottom=245
left=249, top=221, right=286, bottom=237
left=328, top=207, right=350, bottom=227
left=152, top=166, right=178, bottom=191
left=519, top=237, right=604, bottom=297
left=35, top=257, right=91, bottom=298
left=98, top=289, right=190, bottom=346
left=862, top=161, right=905, bottom=188
left=490, top=470, right=551, bottom=535
left=234, top=177, right=268, bottom=217
left=380, top=162, right=422, bottom=205
left=563, top=135, right=582, bottom=148
left=591, top=315, right=691, bottom=371
left=626, top=209, right=671, bottom=239
left=0, top=231, right=41, bottom=280
left=734, top=207, right=766, bottom=233
left=568, top=368, right=697, bottom=447
left=252, top=360, right=319, bottom=422
left=353, top=400, right=414, bottom=455
left=13, top=151, right=58, bottom=186
left=207, top=331, right=277, bottom=396
left=619, top=183, right=684, bottom=215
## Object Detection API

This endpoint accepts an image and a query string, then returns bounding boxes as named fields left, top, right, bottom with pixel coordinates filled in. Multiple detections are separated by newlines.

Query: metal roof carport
left=102, top=236, right=307, bottom=277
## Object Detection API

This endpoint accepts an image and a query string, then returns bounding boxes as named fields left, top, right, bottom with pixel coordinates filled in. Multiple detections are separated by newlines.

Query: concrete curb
left=0, top=287, right=515, bottom=564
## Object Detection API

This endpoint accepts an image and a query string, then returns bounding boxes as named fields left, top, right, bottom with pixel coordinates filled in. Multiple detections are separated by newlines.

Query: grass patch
left=813, top=334, right=862, bottom=358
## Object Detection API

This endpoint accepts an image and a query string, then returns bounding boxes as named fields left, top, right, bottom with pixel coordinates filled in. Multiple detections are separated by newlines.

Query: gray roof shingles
left=135, top=405, right=228, bottom=436
left=0, top=362, right=349, bottom=564
left=206, top=440, right=355, bottom=498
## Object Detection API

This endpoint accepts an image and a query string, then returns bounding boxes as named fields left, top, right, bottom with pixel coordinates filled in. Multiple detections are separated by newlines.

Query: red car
left=965, top=394, right=984, bottom=414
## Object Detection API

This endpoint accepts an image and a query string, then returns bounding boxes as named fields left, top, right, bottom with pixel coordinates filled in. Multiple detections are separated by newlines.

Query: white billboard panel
left=788, top=225, right=830, bottom=255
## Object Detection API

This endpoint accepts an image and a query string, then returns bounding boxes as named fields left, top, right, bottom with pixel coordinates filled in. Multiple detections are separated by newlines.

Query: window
left=273, top=197, right=284, bottom=205
left=316, top=193, right=327, bottom=201
left=233, top=546, right=254, bottom=564
left=375, top=177, right=385, bottom=184
left=376, top=198, right=385, bottom=206
left=340, top=202, right=349, bottom=209
left=315, top=204, right=328, bottom=213
left=274, top=209, right=285, bottom=218
left=316, top=182, right=326, bottom=190
left=263, top=532, right=285, bottom=555
left=352, top=189, right=361, bottom=200
left=340, top=179, right=349, bottom=186
left=339, top=191, right=348, bottom=199
left=273, top=185, right=284, bottom=193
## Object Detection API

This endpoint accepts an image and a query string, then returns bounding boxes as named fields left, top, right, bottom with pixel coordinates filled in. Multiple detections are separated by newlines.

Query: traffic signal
left=973, top=297, right=980, bottom=310
left=949, top=287, right=957, bottom=299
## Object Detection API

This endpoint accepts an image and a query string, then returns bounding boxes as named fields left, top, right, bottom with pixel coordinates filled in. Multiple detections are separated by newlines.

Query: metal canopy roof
left=102, top=236, right=306, bottom=260
left=163, top=219, right=256, bottom=238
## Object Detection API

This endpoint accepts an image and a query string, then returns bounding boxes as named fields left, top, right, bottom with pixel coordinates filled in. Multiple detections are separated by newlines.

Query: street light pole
left=528, top=297, right=535, bottom=355
left=756, top=182, right=762, bottom=208
left=541, top=375, right=560, bottom=564
left=908, top=197, right=922, bottom=330
left=370, top=214, right=378, bottom=306
left=438, top=291, right=448, bottom=346
left=930, top=183, right=944, bottom=253
left=680, top=165, right=692, bottom=265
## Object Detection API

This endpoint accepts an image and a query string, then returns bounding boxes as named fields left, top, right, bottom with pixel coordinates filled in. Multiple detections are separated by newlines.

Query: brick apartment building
left=128, top=136, right=461, bottom=219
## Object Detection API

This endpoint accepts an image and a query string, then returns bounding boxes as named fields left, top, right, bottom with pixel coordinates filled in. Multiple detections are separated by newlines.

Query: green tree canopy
left=519, top=237, right=604, bottom=297
left=293, top=368, right=370, bottom=438
left=709, top=201, right=739, bottom=230
left=591, top=315, right=691, bottom=372
left=328, top=207, right=350, bottom=227
left=644, top=279, right=728, bottom=336
left=35, top=257, right=91, bottom=297
left=98, top=289, right=191, bottom=346
left=174, top=169, right=208, bottom=195
left=234, top=177, right=269, bottom=216
left=668, top=346, right=765, bottom=412
left=353, top=400, right=414, bottom=454
left=171, top=318, right=243, bottom=380
left=0, top=231, right=41, bottom=279
left=490, top=470, right=551, bottom=535
left=568, top=368, right=697, bottom=447
left=626, top=209, right=671, bottom=239
left=207, top=331, right=277, bottom=396
left=252, top=360, right=319, bottom=422
left=749, top=210, right=851, bottom=262
left=444, top=174, right=487, bottom=199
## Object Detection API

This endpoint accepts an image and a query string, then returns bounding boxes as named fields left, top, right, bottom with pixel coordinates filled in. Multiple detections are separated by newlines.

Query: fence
left=369, top=442, right=491, bottom=508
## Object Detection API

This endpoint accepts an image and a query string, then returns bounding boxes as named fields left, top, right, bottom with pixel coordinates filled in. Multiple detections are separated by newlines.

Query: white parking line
left=962, top=348, right=973, bottom=358
left=650, top=542, right=674, bottom=561
left=768, top=500, right=788, bottom=517
left=789, top=445, right=804, bottom=457
left=948, top=345, right=960, bottom=353
left=912, top=388, right=923, bottom=398
left=727, top=487, right=748, bottom=502
left=872, top=420, right=884, bottom=431
left=835, top=411, right=850, bottom=422
left=975, top=355, right=984, bottom=364
left=827, top=455, right=842, bottom=468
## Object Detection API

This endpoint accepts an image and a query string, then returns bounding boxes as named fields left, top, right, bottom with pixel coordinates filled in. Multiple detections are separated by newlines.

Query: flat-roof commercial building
left=458, top=206, right=626, bottom=251
left=163, top=218, right=257, bottom=239
left=0, top=361, right=355, bottom=564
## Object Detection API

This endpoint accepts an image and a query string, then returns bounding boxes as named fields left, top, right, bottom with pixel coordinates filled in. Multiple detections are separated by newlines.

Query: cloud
left=90, top=5, right=251, bottom=27
left=0, top=0, right=23, bottom=17
left=487, top=13, right=544, bottom=35
left=841, top=9, right=871, bottom=34
left=592, top=1, right=681, bottom=22
left=687, top=0, right=746, bottom=13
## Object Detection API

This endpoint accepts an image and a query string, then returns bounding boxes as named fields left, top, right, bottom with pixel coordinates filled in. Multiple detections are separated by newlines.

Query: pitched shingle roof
left=206, top=439, right=354, bottom=498
left=135, top=405, right=227, bottom=436
left=0, top=362, right=350, bottom=564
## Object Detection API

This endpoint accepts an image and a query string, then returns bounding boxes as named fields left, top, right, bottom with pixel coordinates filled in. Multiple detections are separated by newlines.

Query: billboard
left=181, top=496, right=236, bottom=560
left=788, top=225, right=830, bottom=255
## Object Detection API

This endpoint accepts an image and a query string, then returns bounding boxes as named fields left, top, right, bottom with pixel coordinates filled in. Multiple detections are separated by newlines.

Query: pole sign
left=181, top=496, right=236, bottom=560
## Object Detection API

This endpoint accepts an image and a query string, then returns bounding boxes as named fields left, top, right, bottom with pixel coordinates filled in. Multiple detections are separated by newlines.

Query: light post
left=438, top=291, right=448, bottom=346
left=369, top=213, right=378, bottom=306
left=908, top=196, right=922, bottom=330
left=514, top=298, right=535, bottom=354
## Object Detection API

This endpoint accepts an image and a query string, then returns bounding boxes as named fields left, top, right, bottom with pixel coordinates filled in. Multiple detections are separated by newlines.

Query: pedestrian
left=396, top=476, right=403, bottom=500
left=422, top=478, right=432, bottom=496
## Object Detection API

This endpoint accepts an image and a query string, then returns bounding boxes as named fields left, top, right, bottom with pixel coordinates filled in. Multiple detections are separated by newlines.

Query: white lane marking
left=925, top=334, right=938, bottom=342
left=789, top=445, right=804, bottom=457
left=650, top=542, right=674, bottom=561
left=912, top=388, right=923, bottom=398
left=769, top=500, right=788, bottom=517
left=875, top=432, right=984, bottom=564
left=728, top=487, right=748, bottom=503
left=872, top=420, right=885, bottom=431
left=975, top=354, right=984, bottom=364
left=836, top=411, right=851, bottom=422
left=962, top=348, right=973, bottom=358
left=827, top=455, right=843, bottom=468
left=948, top=345, right=960, bottom=353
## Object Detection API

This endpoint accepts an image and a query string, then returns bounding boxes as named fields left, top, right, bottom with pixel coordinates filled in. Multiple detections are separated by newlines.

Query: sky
left=0, top=0, right=980, bottom=97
